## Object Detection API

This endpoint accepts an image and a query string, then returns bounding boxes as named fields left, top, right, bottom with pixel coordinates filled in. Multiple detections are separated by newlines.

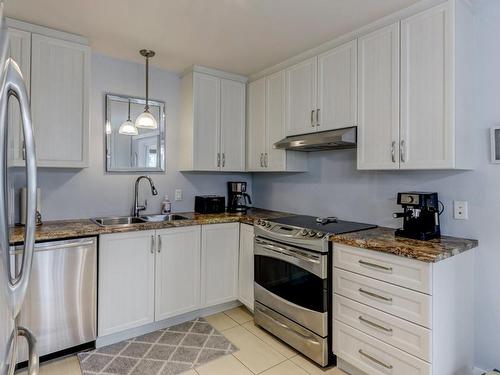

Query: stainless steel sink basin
left=139, top=214, right=189, bottom=222
left=91, top=216, right=146, bottom=226
left=91, top=214, right=190, bottom=226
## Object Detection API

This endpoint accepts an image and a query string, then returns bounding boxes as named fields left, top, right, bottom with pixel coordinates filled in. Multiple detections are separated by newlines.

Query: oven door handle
left=256, top=305, right=320, bottom=346
left=255, top=238, right=320, bottom=265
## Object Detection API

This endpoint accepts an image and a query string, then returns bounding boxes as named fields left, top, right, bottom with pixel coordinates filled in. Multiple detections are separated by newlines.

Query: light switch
left=453, top=201, right=468, bottom=220
left=175, top=189, right=182, bottom=201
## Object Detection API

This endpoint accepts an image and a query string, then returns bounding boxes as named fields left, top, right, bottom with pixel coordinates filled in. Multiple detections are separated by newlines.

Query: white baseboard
left=96, top=300, right=242, bottom=348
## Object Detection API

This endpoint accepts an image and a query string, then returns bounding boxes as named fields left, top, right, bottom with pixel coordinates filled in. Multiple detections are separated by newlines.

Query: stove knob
left=266, top=222, right=272, bottom=228
left=316, top=232, right=324, bottom=238
left=300, top=229, right=308, bottom=236
left=308, top=230, right=316, bottom=237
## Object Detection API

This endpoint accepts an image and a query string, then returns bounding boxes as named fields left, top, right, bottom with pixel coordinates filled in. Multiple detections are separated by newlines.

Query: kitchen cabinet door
left=400, top=3, right=453, bottom=169
left=201, top=223, right=239, bottom=307
left=193, top=72, right=221, bottom=171
left=155, top=226, right=201, bottom=321
left=238, top=224, right=254, bottom=311
left=246, top=78, right=266, bottom=171
left=220, top=78, right=245, bottom=171
left=98, top=231, right=155, bottom=337
left=30, top=34, right=90, bottom=167
left=285, top=57, right=317, bottom=136
left=357, top=23, right=400, bottom=170
left=7, top=28, right=31, bottom=166
left=317, top=40, right=357, bottom=131
left=265, top=71, right=286, bottom=171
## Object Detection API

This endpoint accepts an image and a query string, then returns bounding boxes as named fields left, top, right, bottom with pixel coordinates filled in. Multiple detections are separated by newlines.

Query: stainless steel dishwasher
left=11, top=237, right=97, bottom=361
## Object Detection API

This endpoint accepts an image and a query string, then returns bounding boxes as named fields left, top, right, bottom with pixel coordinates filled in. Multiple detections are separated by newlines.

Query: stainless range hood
left=274, top=126, right=357, bottom=152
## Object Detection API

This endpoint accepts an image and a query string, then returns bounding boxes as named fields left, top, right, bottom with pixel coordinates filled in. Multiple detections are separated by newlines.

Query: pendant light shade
left=136, top=49, right=158, bottom=129
left=119, top=99, right=139, bottom=135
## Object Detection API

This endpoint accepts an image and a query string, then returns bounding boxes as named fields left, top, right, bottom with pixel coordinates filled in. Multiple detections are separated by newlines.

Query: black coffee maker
left=227, top=182, right=252, bottom=213
left=393, top=192, right=441, bottom=240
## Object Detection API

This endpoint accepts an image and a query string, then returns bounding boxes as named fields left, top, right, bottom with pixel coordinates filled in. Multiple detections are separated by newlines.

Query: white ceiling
left=5, top=0, right=419, bottom=75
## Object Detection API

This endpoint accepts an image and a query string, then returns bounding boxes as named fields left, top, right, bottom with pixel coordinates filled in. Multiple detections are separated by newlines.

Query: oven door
left=254, top=237, right=328, bottom=337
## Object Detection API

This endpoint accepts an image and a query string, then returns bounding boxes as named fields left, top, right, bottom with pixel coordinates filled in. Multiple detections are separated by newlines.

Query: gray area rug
left=78, top=317, right=238, bottom=375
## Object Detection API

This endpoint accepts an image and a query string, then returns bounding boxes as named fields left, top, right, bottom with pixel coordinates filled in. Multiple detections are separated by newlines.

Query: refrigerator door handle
left=17, top=326, right=38, bottom=375
left=0, top=58, right=37, bottom=318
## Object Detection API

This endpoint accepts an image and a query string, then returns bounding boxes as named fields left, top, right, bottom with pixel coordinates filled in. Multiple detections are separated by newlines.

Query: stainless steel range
left=253, top=215, right=376, bottom=366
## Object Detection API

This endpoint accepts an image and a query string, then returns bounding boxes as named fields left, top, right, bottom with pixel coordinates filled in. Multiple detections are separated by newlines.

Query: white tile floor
left=16, top=306, right=345, bottom=375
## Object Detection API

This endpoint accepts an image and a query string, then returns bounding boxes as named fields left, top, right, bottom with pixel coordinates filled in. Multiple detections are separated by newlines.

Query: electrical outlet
left=453, top=201, right=468, bottom=220
left=174, top=189, right=182, bottom=201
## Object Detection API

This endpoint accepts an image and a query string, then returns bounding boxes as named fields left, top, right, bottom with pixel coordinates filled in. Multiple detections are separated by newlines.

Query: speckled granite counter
left=330, top=227, right=478, bottom=263
left=9, top=208, right=293, bottom=244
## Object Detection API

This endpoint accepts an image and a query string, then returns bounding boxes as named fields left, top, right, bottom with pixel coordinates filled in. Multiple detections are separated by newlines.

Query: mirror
left=105, top=94, right=165, bottom=172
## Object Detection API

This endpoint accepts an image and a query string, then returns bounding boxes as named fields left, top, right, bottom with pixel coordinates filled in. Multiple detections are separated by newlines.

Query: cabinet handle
left=391, top=141, right=396, bottom=163
left=358, top=350, right=393, bottom=369
left=264, top=153, right=268, bottom=168
left=150, top=235, right=155, bottom=254
left=157, top=235, right=162, bottom=253
left=358, top=259, right=393, bottom=272
left=217, top=153, right=220, bottom=167
left=358, top=288, right=393, bottom=302
left=316, top=108, right=320, bottom=127
left=222, top=153, right=226, bottom=167
left=311, top=110, right=315, bottom=127
left=400, top=140, right=406, bottom=163
left=260, top=153, right=264, bottom=168
left=358, top=315, right=393, bottom=333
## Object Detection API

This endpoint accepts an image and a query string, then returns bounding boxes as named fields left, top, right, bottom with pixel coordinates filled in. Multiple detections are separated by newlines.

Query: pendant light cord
left=145, top=56, right=149, bottom=111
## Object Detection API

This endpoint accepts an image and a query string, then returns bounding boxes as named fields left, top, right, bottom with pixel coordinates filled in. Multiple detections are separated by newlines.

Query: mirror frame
left=105, top=93, right=166, bottom=172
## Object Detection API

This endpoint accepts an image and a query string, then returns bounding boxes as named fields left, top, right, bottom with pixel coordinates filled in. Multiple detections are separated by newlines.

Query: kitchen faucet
left=132, top=176, right=158, bottom=217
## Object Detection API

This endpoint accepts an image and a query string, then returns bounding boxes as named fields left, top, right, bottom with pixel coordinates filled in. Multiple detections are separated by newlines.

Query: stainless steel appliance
left=12, top=238, right=97, bottom=362
left=393, top=192, right=442, bottom=240
left=254, top=215, right=376, bottom=366
left=227, top=181, right=252, bottom=213
left=274, top=127, right=357, bottom=152
left=0, top=2, right=39, bottom=374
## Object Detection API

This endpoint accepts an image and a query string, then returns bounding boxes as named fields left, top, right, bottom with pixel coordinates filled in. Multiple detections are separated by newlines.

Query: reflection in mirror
left=105, top=94, right=165, bottom=172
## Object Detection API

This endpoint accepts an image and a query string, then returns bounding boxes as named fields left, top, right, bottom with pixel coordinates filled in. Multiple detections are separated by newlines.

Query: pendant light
left=119, top=99, right=138, bottom=135
left=135, top=49, right=158, bottom=129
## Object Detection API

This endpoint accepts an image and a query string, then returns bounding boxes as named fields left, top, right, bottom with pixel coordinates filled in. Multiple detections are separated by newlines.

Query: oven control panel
left=255, top=219, right=326, bottom=239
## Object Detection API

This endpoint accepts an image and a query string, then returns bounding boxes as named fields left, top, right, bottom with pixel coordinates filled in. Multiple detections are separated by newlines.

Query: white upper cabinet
left=155, top=226, right=201, bottom=321
left=246, top=71, right=307, bottom=172
left=357, top=23, right=400, bottom=170
left=220, top=78, right=246, bottom=171
left=247, top=78, right=267, bottom=171
left=31, top=34, right=90, bottom=168
left=317, top=40, right=357, bottom=132
left=285, top=57, right=317, bottom=136
left=7, top=28, right=30, bottom=165
left=180, top=67, right=247, bottom=172
left=400, top=3, right=453, bottom=169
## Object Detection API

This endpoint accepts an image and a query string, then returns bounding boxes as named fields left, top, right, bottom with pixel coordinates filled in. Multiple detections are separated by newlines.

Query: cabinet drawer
left=334, top=321, right=430, bottom=375
left=333, top=243, right=432, bottom=294
left=334, top=269, right=431, bottom=328
left=334, top=295, right=431, bottom=362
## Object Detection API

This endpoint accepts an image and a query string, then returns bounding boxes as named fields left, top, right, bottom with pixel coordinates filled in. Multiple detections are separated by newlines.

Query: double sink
left=92, top=214, right=190, bottom=227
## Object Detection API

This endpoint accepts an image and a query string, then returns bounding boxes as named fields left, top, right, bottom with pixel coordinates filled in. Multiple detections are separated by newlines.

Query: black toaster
left=194, top=195, right=226, bottom=214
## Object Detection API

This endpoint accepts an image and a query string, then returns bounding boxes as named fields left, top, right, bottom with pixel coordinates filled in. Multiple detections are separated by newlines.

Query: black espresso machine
left=393, top=192, right=442, bottom=240
left=227, top=181, right=252, bottom=213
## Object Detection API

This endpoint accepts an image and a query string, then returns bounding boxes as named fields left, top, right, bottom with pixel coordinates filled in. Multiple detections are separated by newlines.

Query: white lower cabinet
left=201, top=223, right=240, bottom=307
left=238, top=223, right=254, bottom=311
left=333, top=243, right=475, bottom=375
left=98, top=230, right=156, bottom=337
left=155, top=226, right=201, bottom=321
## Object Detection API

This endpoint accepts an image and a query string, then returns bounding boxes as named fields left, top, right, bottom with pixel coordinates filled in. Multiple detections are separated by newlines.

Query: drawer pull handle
left=359, top=288, right=393, bottom=302
left=359, top=315, right=393, bottom=333
left=359, top=349, right=393, bottom=369
left=358, top=260, right=393, bottom=272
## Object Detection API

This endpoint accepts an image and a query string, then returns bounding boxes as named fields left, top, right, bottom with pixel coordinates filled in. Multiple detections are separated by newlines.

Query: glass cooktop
left=270, top=215, right=376, bottom=234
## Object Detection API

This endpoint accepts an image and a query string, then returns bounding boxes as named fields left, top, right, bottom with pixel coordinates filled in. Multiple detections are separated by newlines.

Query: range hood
left=274, top=126, right=357, bottom=152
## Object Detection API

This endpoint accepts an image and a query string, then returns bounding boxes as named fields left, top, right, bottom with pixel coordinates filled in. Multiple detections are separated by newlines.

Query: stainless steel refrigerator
left=0, top=1, right=38, bottom=374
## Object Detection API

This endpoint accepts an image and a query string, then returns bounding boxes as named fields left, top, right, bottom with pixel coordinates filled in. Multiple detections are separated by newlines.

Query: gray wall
left=11, top=53, right=251, bottom=220
left=253, top=1, right=499, bottom=370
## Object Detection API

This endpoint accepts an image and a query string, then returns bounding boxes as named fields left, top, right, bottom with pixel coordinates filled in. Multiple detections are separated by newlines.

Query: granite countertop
left=330, top=227, right=478, bottom=263
left=9, top=208, right=293, bottom=244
